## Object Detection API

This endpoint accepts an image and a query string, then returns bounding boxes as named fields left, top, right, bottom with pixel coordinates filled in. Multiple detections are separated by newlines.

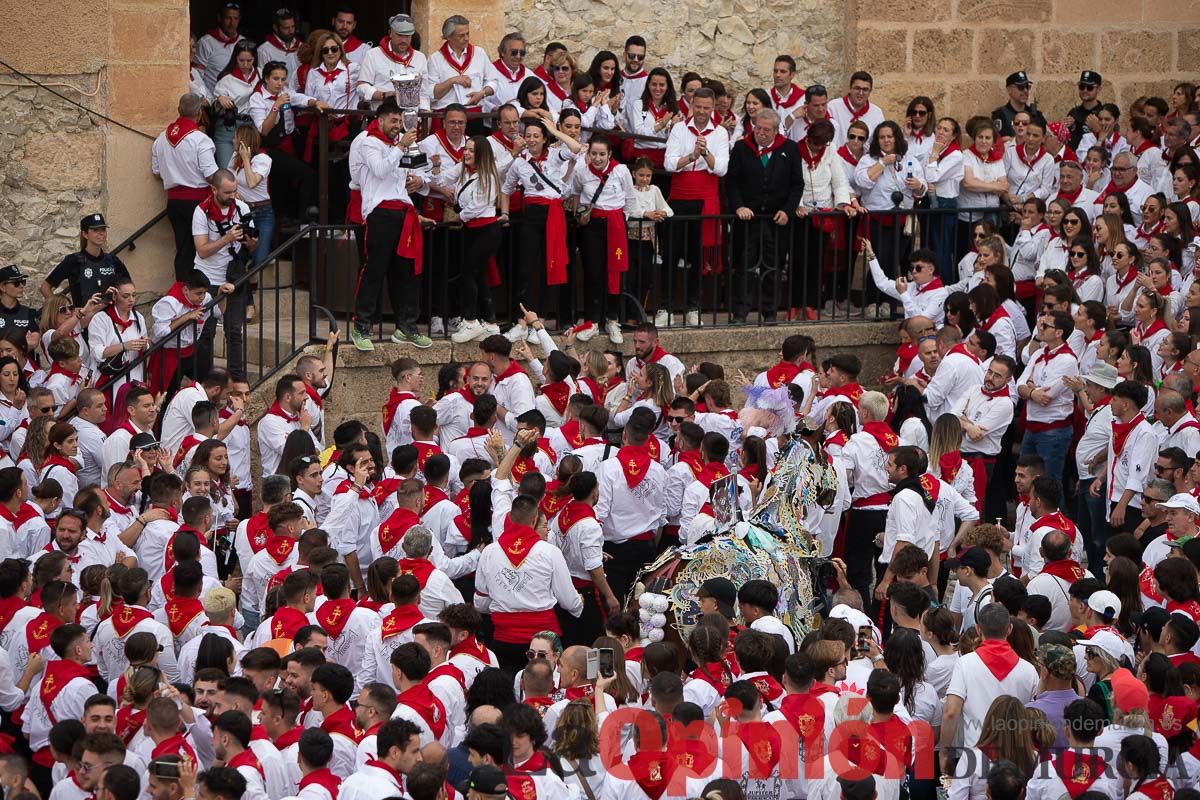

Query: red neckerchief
left=398, top=557, right=436, bottom=588
left=434, top=129, right=465, bottom=162
left=342, top=35, right=366, bottom=53
left=265, top=33, right=298, bottom=53
left=493, top=358, right=526, bottom=384
left=455, top=426, right=489, bottom=441
left=796, top=138, right=826, bottom=169
left=1058, top=185, right=1083, bottom=205
left=841, top=95, right=868, bottom=121
left=545, top=77, right=569, bottom=101
left=315, top=597, right=358, bottom=638
left=398, top=682, right=448, bottom=739
left=438, top=41, right=474, bottom=74
left=1167, top=600, right=1200, bottom=622
left=1016, top=143, right=1048, bottom=167
left=1033, top=511, right=1077, bottom=543
left=103, top=304, right=136, bottom=333
left=1136, top=319, right=1168, bottom=340
left=514, top=750, right=550, bottom=772
left=151, top=733, right=198, bottom=764
left=364, top=758, right=403, bottom=787
left=1042, top=558, right=1087, bottom=582
left=587, top=160, right=616, bottom=181
left=164, top=115, right=204, bottom=150
left=745, top=672, right=785, bottom=705
left=39, top=658, right=92, bottom=723
left=25, top=612, right=62, bottom=654
left=298, top=769, right=342, bottom=799
left=861, top=421, right=900, bottom=452
left=380, top=38, right=415, bottom=66
left=916, top=276, right=945, bottom=294
left=450, top=635, right=492, bottom=664
left=946, top=343, right=980, bottom=364
left=825, top=382, right=864, bottom=406
left=413, top=441, right=441, bottom=471
left=563, top=682, right=596, bottom=702
left=765, top=361, right=801, bottom=388
left=497, top=517, right=539, bottom=568
left=230, top=67, right=259, bottom=86
left=1137, top=219, right=1166, bottom=242
left=982, top=305, right=1009, bottom=331
left=244, top=512, right=271, bottom=552
left=1134, top=777, right=1174, bottom=800
left=381, top=388, right=416, bottom=433
left=111, top=604, right=152, bottom=637
left=44, top=541, right=80, bottom=565
left=1068, top=263, right=1093, bottom=284
left=40, top=453, right=77, bottom=474
left=1035, top=343, right=1074, bottom=367
left=974, top=639, right=1020, bottom=681
left=365, top=118, right=396, bottom=147
left=270, top=606, right=309, bottom=640
left=1097, top=174, right=1135, bottom=203
left=677, top=449, right=704, bottom=479
left=381, top=603, right=425, bottom=640
left=836, top=144, right=860, bottom=166
left=558, top=420, right=587, bottom=449
left=578, top=376, right=607, bottom=405
left=939, top=452, right=963, bottom=483
left=491, top=131, right=516, bottom=154
left=1112, top=265, right=1137, bottom=292
left=540, top=381, right=571, bottom=415
left=645, top=101, right=670, bottom=121
left=422, top=485, right=449, bottom=514
left=491, top=58, right=526, bottom=83
left=207, top=27, right=239, bottom=45
left=616, top=444, right=653, bottom=488
left=556, top=500, right=597, bottom=536
left=970, top=143, right=1002, bottom=163
left=689, top=662, right=730, bottom=694
left=302, top=383, right=324, bottom=411
left=227, top=747, right=264, bottom=777
left=935, top=139, right=962, bottom=158
left=163, top=596, right=205, bottom=637
left=771, top=83, right=802, bottom=108
left=377, top=507, right=420, bottom=555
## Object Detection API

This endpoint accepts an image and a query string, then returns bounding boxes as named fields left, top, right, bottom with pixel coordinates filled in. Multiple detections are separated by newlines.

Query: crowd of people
left=0, top=3, right=1199, bottom=800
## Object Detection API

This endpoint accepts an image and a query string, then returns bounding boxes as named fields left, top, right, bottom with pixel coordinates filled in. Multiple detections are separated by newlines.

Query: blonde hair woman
left=928, top=413, right=976, bottom=526
left=545, top=49, right=578, bottom=114
left=39, top=293, right=99, bottom=369
left=612, top=362, right=674, bottom=442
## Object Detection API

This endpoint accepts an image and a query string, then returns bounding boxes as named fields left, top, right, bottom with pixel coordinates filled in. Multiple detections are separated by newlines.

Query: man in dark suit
left=726, top=108, right=805, bottom=323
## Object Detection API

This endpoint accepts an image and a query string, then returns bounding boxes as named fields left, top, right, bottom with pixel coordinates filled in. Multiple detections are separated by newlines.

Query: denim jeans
left=250, top=204, right=276, bottom=266
left=932, top=196, right=958, bottom=283
left=1020, top=425, right=1072, bottom=482
left=214, top=119, right=236, bottom=172
left=1078, top=477, right=1110, bottom=577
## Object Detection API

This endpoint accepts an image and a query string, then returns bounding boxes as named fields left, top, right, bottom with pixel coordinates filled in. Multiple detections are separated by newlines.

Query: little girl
left=627, top=158, right=673, bottom=324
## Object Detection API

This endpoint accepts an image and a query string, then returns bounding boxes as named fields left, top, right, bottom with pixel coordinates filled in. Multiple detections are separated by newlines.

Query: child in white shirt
left=628, top=158, right=673, bottom=319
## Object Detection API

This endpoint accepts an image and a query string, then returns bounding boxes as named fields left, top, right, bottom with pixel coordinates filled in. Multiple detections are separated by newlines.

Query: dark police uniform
left=1064, top=71, right=1104, bottom=151
left=991, top=71, right=1043, bottom=139
left=0, top=264, right=42, bottom=339
left=44, top=214, right=131, bottom=307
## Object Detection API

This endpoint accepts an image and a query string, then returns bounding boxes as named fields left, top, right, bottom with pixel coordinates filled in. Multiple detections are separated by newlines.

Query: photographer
left=40, top=213, right=131, bottom=308
left=191, top=169, right=256, bottom=375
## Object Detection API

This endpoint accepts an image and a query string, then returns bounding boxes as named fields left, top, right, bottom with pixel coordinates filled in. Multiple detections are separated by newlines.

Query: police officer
left=1065, top=71, right=1103, bottom=151
left=992, top=70, right=1042, bottom=139
left=41, top=214, right=131, bottom=307
left=0, top=265, right=43, bottom=346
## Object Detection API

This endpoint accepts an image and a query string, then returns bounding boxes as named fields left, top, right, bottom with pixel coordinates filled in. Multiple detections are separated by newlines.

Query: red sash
left=525, top=196, right=569, bottom=285
left=377, top=507, right=420, bottom=555
left=164, top=596, right=205, bottom=637
left=670, top=168, right=722, bottom=252
left=449, top=635, right=492, bottom=665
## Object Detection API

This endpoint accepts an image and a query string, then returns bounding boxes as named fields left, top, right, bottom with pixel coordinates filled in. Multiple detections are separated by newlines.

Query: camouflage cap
left=1037, top=643, right=1076, bottom=681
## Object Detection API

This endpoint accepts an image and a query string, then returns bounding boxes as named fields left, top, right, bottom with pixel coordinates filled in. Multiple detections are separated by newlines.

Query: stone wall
left=503, top=0, right=848, bottom=102
left=853, top=0, right=1200, bottom=123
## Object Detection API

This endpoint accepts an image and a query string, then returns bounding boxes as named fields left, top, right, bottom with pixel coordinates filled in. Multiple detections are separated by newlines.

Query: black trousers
left=846, top=508, right=888, bottom=609
left=515, top=206, right=549, bottom=316
left=460, top=221, right=502, bottom=321
left=732, top=217, right=783, bottom=318
left=266, top=145, right=316, bottom=219
left=491, top=639, right=529, bottom=679
left=355, top=207, right=420, bottom=333
left=667, top=199, right=703, bottom=310
left=603, top=538, right=655, bottom=608
left=579, top=217, right=620, bottom=323
left=557, top=584, right=605, bottom=647
left=167, top=198, right=201, bottom=281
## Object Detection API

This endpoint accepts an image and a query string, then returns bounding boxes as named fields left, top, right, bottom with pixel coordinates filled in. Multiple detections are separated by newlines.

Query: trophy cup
left=391, top=69, right=427, bottom=169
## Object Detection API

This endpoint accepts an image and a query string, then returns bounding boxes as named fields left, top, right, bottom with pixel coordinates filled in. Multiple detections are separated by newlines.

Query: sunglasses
left=526, top=649, right=552, bottom=660
left=553, top=65, right=571, bottom=72
left=1070, top=251, right=1088, bottom=257
left=509, top=49, right=526, bottom=56
left=626, top=53, right=645, bottom=60
left=668, top=415, right=688, bottom=424
left=911, top=109, right=929, bottom=116
left=321, top=45, right=341, bottom=54
left=846, top=133, right=867, bottom=142
left=4, top=279, right=27, bottom=286
left=1079, top=83, right=1097, bottom=90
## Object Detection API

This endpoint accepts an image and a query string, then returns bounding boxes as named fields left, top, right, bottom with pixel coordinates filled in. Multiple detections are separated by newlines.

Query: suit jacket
left=726, top=138, right=806, bottom=215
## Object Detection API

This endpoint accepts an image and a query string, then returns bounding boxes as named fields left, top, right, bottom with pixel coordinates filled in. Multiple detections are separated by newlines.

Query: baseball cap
left=129, top=432, right=160, bottom=452
left=1036, top=643, right=1076, bottom=681
left=697, top=577, right=737, bottom=619
left=1079, top=629, right=1131, bottom=665
left=1006, top=71, right=1032, bottom=88
left=0, top=265, right=28, bottom=283
left=1084, top=362, right=1120, bottom=389
left=1133, top=606, right=1171, bottom=640
left=946, top=546, right=990, bottom=576
left=467, top=765, right=509, bottom=796
left=1160, top=493, right=1200, bottom=516
left=81, top=213, right=107, bottom=230
left=389, top=13, right=416, bottom=35
left=1078, top=70, right=1102, bottom=87
left=1086, top=589, right=1121, bottom=622
left=1111, top=667, right=1149, bottom=712
left=204, top=587, right=237, bottom=616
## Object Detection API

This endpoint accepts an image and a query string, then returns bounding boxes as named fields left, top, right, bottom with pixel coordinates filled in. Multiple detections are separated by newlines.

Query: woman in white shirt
left=838, top=120, right=869, bottom=200
left=212, top=41, right=261, bottom=170
left=1010, top=199, right=1053, bottom=286
left=855, top=120, right=928, bottom=312
left=1077, top=103, right=1128, bottom=159
left=623, top=68, right=679, bottom=171
left=301, top=31, right=360, bottom=223
left=434, top=137, right=503, bottom=344
left=1037, top=199, right=1073, bottom=277
left=1062, top=237, right=1105, bottom=304
left=562, top=73, right=617, bottom=144
left=925, top=116, right=964, bottom=283
left=230, top=124, right=273, bottom=265
left=87, top=278, right=148, bottom=395
left=957, top=116, right=1008, bottom=254
left=1083, top=145, right=1113, bottom=192
left=543, top=51, right=577, bottom=116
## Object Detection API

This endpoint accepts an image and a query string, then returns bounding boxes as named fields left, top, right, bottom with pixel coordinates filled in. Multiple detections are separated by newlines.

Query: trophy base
left=399, top=151, right=428, bottom=169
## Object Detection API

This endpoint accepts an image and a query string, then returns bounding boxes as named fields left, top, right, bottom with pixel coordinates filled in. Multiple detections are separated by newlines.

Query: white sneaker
left=482, top=322, right=500, bottom=335
left=504, top=324, right=526, bottom=343
left=685, top=310, right=700, bottom=327
left=606, top=321, right=624, bottom=344
left=654, top=309, right=669, bottom=328
left=451, top=320, right=487, bottom=344
left=822, top=300, right=836, bottom=316
left=861, top=303, right=877, bottom=320
left=572, top=321, right=599, bottom=342
left=448, top=317, right=463, bottom=334
left=431, top=317, right=445, bottom=336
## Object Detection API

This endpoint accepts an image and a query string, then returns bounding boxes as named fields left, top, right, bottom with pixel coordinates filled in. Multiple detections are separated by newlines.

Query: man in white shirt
left=93, top=568, right=179, bottom=684
left=333, top=7, right=371, bottom=65
left=1153, top=389, right=1200, bottom=455
left=422, top=15, right=490, bottom=122
left=69, top=388, right=108, bottom=489
left=194, top=3, right=245, bottom=91
left=296, top=337, right=337, bottom=446
left=313, top=563, right=382, bottom=695
left=1017, top=476, right=1085, bottom=578
left=956, top=354, right=1016, bottom=518
left=915, top=325, right=984, bottom=422
left=257, top=8, right=300, bottom=87
left=479, top=335, right=535, bottom=445
left=866, top=245, right=948, bottom=325
left=1094, top=152, right=1154, bottom=226
left=1026, top=530, right=1089, bottom=632
left=1105, top=380, right=1159, bottom=532
left=876, top=446, right=940, bottom=600
left=625, top=323, right=686, bottom=384
left=1055, top=160, right=1099, bottom=218
left=340, top=719, right=422, bottom=800
left=483, top=33, right=528, bottom=116
left=151, top=93, right=219, bottom=281
left=594, top=421, right=666, bottom=604
left=839, top=390, right=895, bottom=605
left=258, top=374, right=317, bottom=477
left=160, top=369, right=229, bottom=456
left=101, top=385, right=158, bottom=481
left=356, top=14, right=427, bottom=110
left=1017, top=310, right=1079, bottom=483
left=940, top=602, right=1039, bottom=764
left=828, top=71, right=884, bottom=147
left=23, top=623, right=96, bottom=765
left=665, top=88, right=730, bottom=327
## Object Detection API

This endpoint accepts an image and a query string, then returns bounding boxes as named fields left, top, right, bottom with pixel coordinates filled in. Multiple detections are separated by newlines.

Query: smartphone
left=150, top=761, right=181, bottom=779
left=597, top=647, right=614, bottom=679
left=586, top=648, right=599, bottom=681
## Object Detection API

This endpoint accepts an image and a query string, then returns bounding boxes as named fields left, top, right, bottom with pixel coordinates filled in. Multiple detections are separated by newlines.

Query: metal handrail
left=110, top=209, right=169, bottom=255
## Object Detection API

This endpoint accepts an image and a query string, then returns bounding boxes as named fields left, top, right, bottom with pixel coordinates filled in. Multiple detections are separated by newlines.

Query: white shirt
left=151, top=122, right=219, bottom=193
left=664, top=117, right=731, bottom=177
left=244, top=541, right=299, bottom=615
left=24, top=667, right=95, bottom=752
left=1107, top=414, right=1158, bottom=512
left=921, top=350, right=984, bottom=422
left=258, top=405, right=315, bottom=477
left=1027, top=571, right=1081, bottom=632
left=503, top=148, right=575, bottom=201
left=1010, top=224, right=1054, bottom=282
left=856, top=152, right=926, bottom=211
left=93, top=606, right=180, bottom=682
left=483, top=59, right=528, bottom=113
left=87, top=308, right=147, bottom=394
left=796, top=142, right=853, bottom=209
left=841, top=431, right=893, bottom=508
left=491, top=366, right=536, bottom=443
left=828, top=96, right=884, bottom=147
left=551, top=505, right=605, bottom=582
left=954, top=387, right=1015, bottom=457
left=356, top=45, right=428, bottom=108
left=318, top=602, right=380, bottom=694
left=340, top=761, right=403, bottom=800
left=1003, top=145, right=1058, bottom=202
left=568, top=161, right=638, bottom=214
left=1157, top=415, right=1200, bottom=456
left=1093, top=178, right=1153, bottom=226
left=867, top=259, right=947, bottom=324
left=432, top=390, right=475, bottom=446
left=595, top=453, right=666, bottom=543
left=474, top=537, right=583, bottom=618
left=925, top=145, right=965, bottom=198
left=880, top=485, right=936, bottom=562
left=324, top=487, right=380, bottom=581
left=1018, top=345, right=1078, bottom=424
left=357, top=129, right=428, bottom=219
left=151, top=290, right=220, bottom=352
left=190, top=198, right=251, bottom=285
left=432, top=161, right=499, bottom=223
left=160, top=381, right=208, bottom=455
left=945, top=647, right=1039, bottom=747
left=422, top=43, right=488, bottom=110
left=958, top=149, right=1006, bottom=221
left=195, top=32, right=246, bottom=90
left=303, top=61, right=361, bottom=113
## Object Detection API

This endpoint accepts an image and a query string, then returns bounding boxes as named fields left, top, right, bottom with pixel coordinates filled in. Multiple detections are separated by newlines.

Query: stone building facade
left=0, top=0, right=1196, bottom=303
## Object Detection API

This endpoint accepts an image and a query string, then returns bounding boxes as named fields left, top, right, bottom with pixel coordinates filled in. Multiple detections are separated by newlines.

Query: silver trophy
left=390, top=69, right=427, bottom=169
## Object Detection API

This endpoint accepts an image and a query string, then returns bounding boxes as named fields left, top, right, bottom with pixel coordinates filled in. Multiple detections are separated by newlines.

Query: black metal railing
left=110, top=209, right=169, bottom=256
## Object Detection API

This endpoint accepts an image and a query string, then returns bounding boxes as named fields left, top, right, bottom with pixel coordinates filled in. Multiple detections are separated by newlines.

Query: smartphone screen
left=598, top=647, right=614, bottom=678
